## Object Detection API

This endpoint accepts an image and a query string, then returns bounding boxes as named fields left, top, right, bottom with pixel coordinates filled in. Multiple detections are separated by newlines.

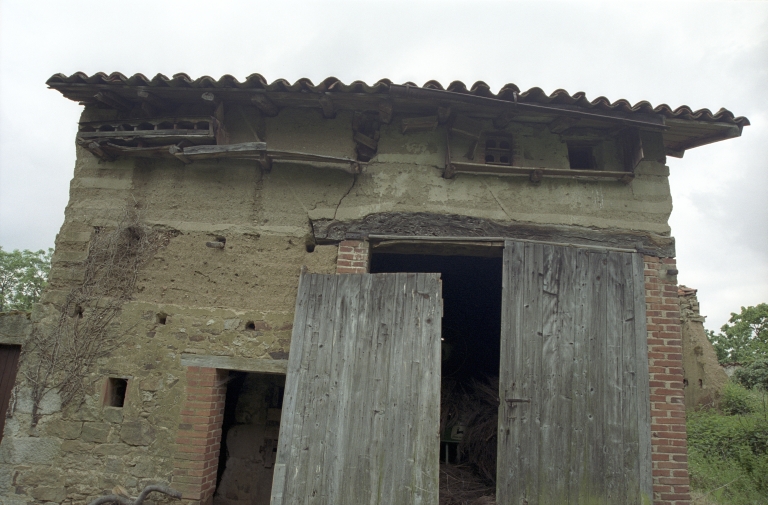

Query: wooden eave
left=49, top=81, right=746, bottom=158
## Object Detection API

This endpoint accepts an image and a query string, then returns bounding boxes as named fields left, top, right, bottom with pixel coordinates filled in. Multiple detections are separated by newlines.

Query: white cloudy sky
left=0, top=0, right=766, bottom=332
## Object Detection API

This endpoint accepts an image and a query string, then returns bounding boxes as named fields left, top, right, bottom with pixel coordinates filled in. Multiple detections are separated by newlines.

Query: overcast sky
left=0, top=0, right=766, bottom=333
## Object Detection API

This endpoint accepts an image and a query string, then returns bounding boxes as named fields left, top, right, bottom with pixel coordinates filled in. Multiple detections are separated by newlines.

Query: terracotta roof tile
left=46, top=72, right=750, bottom=127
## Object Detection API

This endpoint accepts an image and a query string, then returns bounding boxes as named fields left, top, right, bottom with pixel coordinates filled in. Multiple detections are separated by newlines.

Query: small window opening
left=245, top=321, right=256, bottom=331
left=683, top=379, right=689, bottom=387
left=698, top=379, right=703, bottom=388
left=106, top=377, right=128, bottom=407
left=136, top=122, right=154, bottom=131
left=156, top=313, right=167, bottom=325
left=157, top=121, right=174, bottom=130
left=177, top=121, right=195, bottom=130
left=484, top=136, right=513, bottom=166
left=568, top=143, right=595, bottom=170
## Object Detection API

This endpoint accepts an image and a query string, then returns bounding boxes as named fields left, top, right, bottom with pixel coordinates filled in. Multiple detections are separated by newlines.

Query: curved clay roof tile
left=45, top=72, right=749, bottom=127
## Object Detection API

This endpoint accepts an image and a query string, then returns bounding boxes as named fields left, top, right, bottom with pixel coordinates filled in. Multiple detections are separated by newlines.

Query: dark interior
left=369, top=252, right=503, bottom=382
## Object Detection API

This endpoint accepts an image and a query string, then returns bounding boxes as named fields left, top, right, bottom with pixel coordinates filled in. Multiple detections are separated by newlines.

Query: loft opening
left=214, top=371, right=285, bottom=505
left=370, top=246, right=502, bottom=496
left=567, top=142, right=596, bottom=169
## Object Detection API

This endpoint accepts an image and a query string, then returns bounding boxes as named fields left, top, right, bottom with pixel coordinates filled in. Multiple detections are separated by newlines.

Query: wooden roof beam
left=450, top=115, right=484, bottom=139
left=251, top=93, right=279, bottom=117
left=549, top=116, right=580, bottom=134
left=94, top=91, right=133, bottom=112
left=319, top=94, right=335, bottom=119
left=378, top=101, right=393, bottom=124
left=401, top=116, right=438, bottom=134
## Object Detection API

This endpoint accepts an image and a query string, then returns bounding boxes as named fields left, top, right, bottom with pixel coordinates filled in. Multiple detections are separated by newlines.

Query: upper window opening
left=568, top=143, right=595, bottom=170
left=484, top=136, right=513, bottom=166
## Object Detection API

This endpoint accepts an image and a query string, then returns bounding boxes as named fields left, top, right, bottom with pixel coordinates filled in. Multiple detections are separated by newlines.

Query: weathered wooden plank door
left=497, top=240, right=652, bottom=504
left=271, top=272, right=442, bottom=505
left=0, top=344, right=21, bottom=444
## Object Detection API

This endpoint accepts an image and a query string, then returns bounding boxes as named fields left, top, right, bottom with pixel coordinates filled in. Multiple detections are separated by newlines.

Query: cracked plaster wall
left=2, top=106, right=674, bottom=504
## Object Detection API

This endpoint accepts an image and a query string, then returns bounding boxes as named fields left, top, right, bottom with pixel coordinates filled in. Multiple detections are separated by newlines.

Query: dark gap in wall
left=106, top=377, right=128, bottom=407
left=245, top=321, right=256, bottom=331
left=156, top=313, right=167, bottom=325
left=370, top=252, right=502, bottom=492
left=214, top=372, right=285, bottom=505
left=568, top=143, right=594, bottom=169
left=216, top=371, right=247, bottom=488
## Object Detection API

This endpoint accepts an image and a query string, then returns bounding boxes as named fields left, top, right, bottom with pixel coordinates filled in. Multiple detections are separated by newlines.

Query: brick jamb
left=336, top=240, right=370, bottom=274
left=172, top=366, right=228, bottom=505
left=644, top=255, right=691, bottom=505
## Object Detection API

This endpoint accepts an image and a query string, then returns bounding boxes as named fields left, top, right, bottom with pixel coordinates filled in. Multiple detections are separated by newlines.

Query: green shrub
left=687, top=384, right=768, bottom=503
left=721, top=382, right=758, bottom=415
left=735, top=358, right=768, bottom=390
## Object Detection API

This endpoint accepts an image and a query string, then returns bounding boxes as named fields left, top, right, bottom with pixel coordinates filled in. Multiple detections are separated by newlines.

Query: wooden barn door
left=271, top=272, right=442, bottom=505
left=497, top=240, right=652, bottom=504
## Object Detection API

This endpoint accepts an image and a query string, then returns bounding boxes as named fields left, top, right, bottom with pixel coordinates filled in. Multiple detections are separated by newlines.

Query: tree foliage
left=0, top=247, right=52, bottom=312
left=708, top=304, right=768, bottom=364
left=735, top=359, right=768, bottom=391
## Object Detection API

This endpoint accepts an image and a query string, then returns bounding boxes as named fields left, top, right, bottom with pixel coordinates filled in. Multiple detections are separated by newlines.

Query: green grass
left=687, top=383, right=768, bottom=504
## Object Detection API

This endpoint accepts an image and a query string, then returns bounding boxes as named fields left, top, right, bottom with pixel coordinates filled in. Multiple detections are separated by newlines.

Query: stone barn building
left=0, top=72, right=748, bottom=505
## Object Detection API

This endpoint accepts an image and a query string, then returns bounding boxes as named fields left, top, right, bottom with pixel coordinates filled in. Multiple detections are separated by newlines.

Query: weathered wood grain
left=312, top=212, right=675, bottom=257
left=497, top=240, right=650, bottom=504
left=271, top=272, right=442, bottom=505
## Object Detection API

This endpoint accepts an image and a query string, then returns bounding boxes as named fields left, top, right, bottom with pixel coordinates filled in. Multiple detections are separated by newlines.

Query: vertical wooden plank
left=633, top=254, right=653, bottom=501
left=538, top=244, right=562, bottom=503
left=586, top=250, right=608, bottom=505
left=620, top=253, right=641, bottom=503
left=386, top=272, right=414, bottom=504
left=605, top=252, right=626, bottom=503
left=497, top=240, right=526, bottom=504
left=292, top=274, right=334, bottom=500
left=272, top=271, right=314, bottom=505
left=567, top=247, right=590, bottom=502
left=555, top=246, right=578, bottom=503
left=414, top=273, right=441, bottom=505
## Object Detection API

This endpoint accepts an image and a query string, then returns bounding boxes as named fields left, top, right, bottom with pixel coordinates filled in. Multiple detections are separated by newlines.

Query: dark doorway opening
left=370, top=251, right=502, bottom=499
left=214, top=371, right=285, bottom=505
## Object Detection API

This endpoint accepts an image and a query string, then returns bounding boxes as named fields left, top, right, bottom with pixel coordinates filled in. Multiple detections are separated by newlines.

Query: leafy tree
left=0, top=247, right=52, bottom=312
left=708, top=304, right=768, bottom=364
left=735, top=359, right=768, bottom=391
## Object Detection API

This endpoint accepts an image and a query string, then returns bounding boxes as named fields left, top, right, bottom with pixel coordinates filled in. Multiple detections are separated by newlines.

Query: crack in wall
left=484, top=182, right=512, bottom=220
left=333, top=174, right=358, bottom=220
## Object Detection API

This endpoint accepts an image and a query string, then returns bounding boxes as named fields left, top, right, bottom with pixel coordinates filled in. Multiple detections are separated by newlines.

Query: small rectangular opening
left=568, top=143, right=595, bottom=169
left=105, top=377, right=128, bottom=407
